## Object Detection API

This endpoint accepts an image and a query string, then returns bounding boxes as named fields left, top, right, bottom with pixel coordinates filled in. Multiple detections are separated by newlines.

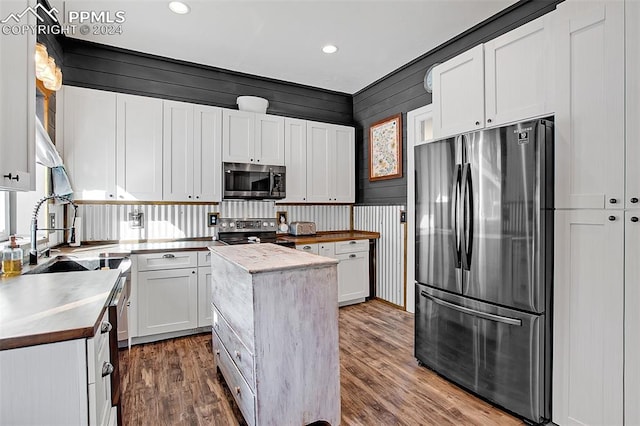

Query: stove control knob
left=229, top=222, right=235, bottom=228
left=263, top=221, right=268, bottom=227
left=221, top=223, right=227, bottom=228
left=270, top=222, right=275, bottom=227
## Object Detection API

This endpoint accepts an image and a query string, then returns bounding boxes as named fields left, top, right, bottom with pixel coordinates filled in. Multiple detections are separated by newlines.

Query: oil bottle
left=2, top=235, right=23, bottom=277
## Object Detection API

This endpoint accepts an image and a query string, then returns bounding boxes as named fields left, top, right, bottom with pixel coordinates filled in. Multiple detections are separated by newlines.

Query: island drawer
left=212, top=303, right=255, bottom=388
left=136, top=252, right=198, bottom=271
left=212, top=332, right=256, bottom=426
left=335, top=239, right=369, bottom=254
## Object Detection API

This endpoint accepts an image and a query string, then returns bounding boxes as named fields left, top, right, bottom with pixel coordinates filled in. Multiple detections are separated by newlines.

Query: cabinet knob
left=250, top=158, right=254, bottom=162
left=101, top=362, right=114, bottom=377
left=303, top=197, right=306, bottom=201
left=196, top=196, right=200, bottom=199
left=608, top=215, right=616, bottom=222
left=475, top=121, right=480, bottom=126
left=109, top=194, right=114, bottom=198
left=188, top=195, right=192, bottom=199
left=234, top=350, right=241, bottom=360
left=631, top=197, right=639, bottom=204
left=100, top=321, right=112, bottom=334
left=191, top=270, right=195, bottom=274
left=3, top=173, right=19, bottom=181
left=609, top=198, right=618, bottom=204
left=349, top=254, right=356, bottom=259
left=632, top=217, right=639, bottom=223
left=487, top=119, right=492, bottom=124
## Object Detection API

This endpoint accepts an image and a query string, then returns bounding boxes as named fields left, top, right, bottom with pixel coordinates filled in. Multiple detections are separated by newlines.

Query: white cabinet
left=283, top=118, right=307, bottom=202
left=296, top=240, right=369, bottom=305
left=163, top=101, right=222, bottom=202
left=432, top=45, right=484, bottom=138
left=63, top=86, right=117, bottom=200
left=554, top=0, right=625, bottom=209
left=553, top=210, right=624, bottom=426
left=116, top=93, right=163, bottom=201
left=626, top=0, right=640, bottom=210
left=306, top=121, right=355, bottom=203
left=197, top=250, right=213, bottom=327
left=433, top=14, right=553, bottom=139
left=222, top=109, right=284, bottom=165
left=137, top=252, right=198, bottom=336
left=626, top=210, right=640, bottom=425
left=0, top=0, right=35, bottom=191
left=0, top=311, right=115, bottom=426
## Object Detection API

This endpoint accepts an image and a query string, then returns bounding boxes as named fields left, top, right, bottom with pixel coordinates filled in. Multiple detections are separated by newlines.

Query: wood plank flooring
left=120, top=300, right=523, bottom=425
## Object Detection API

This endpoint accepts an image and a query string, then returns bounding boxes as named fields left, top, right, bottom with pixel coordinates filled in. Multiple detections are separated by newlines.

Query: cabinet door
left=255, top=114, right=284, bottom=165
left=306, top=122, right=333, bottom=202
left=336, top=251, right=369, bottom=303
left=116, top=94, right=163, bottom=201
left=626, top=210, right=640, bottom=425
left=194, top=105, right=222, bottom=201
left=484, top=14, right=552, bottom=127
left=554, top=1, right=624, bottom=209
left=0, top=0, right=35, bottom=191
left=222, top=109, right=254, bottom=163
left=163, top=101, right=194, bottom=202
left=553, top=210, right=623, bottom=426
left=138, top=268, right=198, bottom=336
left=432, top=44, right=484, bottom=139
left=63, top=86, right=117, bottom=200
left=627, top=1, right=640, bottom=209
left=333, top=125, right=355, bottom=203
left=283, top=118, right=307, bottom=202
left=197, top=266, right=212, bottom=327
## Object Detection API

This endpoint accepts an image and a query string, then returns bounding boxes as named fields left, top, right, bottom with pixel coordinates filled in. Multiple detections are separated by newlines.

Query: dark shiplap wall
left=354, top=0, right=562, bottom=205
left=61, top=39, right=353, bottom=126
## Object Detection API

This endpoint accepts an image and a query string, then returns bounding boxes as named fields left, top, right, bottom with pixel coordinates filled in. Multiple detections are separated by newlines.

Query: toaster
left=289, top=221, right=316, bottom=236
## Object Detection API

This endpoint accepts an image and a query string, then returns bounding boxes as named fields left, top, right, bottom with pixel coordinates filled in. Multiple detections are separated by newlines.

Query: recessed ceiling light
left=322, top=45, right=338, bottom=54
left=169, top=1, right=190, bottom=14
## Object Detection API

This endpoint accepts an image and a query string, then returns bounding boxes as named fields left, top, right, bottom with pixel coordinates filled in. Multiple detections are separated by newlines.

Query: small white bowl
left=237, top=96, right=269, bottom=114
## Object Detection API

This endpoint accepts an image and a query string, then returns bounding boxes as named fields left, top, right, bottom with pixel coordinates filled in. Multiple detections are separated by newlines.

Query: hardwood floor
left=120, top=300, right=523, bottom=425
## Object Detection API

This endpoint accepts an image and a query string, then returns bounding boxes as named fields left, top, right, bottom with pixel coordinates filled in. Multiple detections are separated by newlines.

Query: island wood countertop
left=276, top=230, right=380, bottom=245
left=0, top=270, right=121, bottom=351
left=209, top=243, right=338, bottom=274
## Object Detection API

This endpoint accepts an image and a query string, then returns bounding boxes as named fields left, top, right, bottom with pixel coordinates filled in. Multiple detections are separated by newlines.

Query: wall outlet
left=49, top=213, right=56, bottom=229
left=400, top=211, right=406, bottom=223
left=128, top=211, right=144, bottom=229
left=207, top=212, right=219, bottom=227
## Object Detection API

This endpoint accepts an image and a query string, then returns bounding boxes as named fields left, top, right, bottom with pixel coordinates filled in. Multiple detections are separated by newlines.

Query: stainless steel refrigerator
left=414, top=118, right=553, bottom=424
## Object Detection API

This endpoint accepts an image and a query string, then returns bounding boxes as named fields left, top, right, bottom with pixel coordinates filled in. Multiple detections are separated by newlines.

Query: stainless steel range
left=216, top=218, right=295, bottom=247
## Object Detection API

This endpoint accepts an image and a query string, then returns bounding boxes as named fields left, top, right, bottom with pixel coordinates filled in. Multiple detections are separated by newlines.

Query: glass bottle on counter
left=2, top=235, right=23, bottom=277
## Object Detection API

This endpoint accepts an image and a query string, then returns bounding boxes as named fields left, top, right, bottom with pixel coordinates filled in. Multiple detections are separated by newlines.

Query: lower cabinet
left=137, top=268, right=198, bottom=337
left=0, top=311, right=115, bottom=426
left=295, top=240, right=370, bottom=305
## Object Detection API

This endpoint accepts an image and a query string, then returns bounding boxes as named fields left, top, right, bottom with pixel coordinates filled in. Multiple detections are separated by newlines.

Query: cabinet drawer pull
left=632, top=217, right=639, bottom=223
left=235, top=350, right=241, bottom=360
left=349, top=254, right=356, bottom=259
left=631, top=197, right=639, bottom=204
left=303, top=246, right=311, bottom=250
left=3, top=173, right=19, bottom=181
left=162, top=253, right=175, bottom=259
left=235, top=387, right=241, bottom=395
left=102, top=362, right=114, bottom=377
left=609, top=198, right=618, bottom=204
left=100, top=321, right=112, bottom=334
left=609, top=216, right=617, bottom=221
left=349, top=241, right=357, bottom=244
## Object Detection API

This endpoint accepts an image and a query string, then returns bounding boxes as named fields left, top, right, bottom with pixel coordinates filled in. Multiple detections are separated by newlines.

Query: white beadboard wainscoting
left=354, top=205, right=406, bottom=307
left=75, top=202, right=350, bottom=242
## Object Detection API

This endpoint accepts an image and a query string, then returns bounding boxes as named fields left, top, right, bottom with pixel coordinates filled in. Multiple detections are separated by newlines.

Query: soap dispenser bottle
left=2, top=235, right=23, bottom=277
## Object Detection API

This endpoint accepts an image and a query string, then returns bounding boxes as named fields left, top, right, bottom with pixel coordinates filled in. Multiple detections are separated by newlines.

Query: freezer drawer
left=415, top=284, right=548, bottom=423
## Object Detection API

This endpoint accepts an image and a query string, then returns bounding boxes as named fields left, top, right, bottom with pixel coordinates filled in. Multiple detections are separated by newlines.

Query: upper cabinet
left=306, top=121, right=355, bottom=203
left=63, top=86, right=117, bottom=200
left=627, top=0, right=640, bottom=210
left=163, top=101, right=222, bottom=202
left=0, top=0, right=35, bottom=191
left=283, top=118, right=308, bottom=202
left=116, top=93, right=164, bottom=201
left=222, top=110, right=285, bottom=165
left=432, top=14, right=554, bottom=139
left=554, top=0, right=625, bottom=210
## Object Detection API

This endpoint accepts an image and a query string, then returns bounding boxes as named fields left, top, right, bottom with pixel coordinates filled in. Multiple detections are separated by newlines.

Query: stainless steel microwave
left=223, top=162, right=286, bottom=200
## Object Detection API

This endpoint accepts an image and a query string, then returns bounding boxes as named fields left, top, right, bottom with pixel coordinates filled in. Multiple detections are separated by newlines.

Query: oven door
left=223, top=162, right=286, bottom=199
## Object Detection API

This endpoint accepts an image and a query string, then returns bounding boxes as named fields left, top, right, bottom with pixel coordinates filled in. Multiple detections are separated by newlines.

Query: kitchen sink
left=24, top=256, right=131, bottom=275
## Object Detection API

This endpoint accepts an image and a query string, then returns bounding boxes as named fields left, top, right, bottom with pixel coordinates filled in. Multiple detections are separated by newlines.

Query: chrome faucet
left=29, top=195, right=78, bottom=265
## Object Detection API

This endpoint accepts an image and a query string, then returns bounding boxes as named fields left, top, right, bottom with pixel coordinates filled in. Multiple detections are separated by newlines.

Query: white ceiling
left=50, top=0, right=518, bottom=94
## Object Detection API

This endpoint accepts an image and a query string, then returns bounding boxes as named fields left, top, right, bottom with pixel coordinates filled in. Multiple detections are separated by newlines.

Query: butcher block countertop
left=0, top=270, right=121, bottom=351
left=60, top=239, right=226, bottom=257
left=277, top=230, right=380, bottom=245
left=209, top=243, right=337, bottom=274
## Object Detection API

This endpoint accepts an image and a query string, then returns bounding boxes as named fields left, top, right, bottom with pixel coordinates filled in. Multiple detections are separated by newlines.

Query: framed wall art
left=369, top=113, right=402, bottom=181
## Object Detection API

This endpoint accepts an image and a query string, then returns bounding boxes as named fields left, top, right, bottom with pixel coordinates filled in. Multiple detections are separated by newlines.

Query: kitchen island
left=209, top=243, right=340, bottom=426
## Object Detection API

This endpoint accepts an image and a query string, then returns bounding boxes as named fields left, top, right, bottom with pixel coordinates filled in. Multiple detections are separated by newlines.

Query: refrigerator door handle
left=420, top=291, right=522, bottom=326
left=461, top=163, right=474, bottom=271
left=450, top=164, right=462, bottom=268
